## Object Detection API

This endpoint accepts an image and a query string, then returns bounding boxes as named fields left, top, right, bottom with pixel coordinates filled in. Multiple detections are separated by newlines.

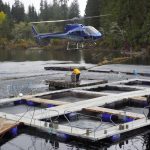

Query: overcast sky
left=2, top=0, right=87, bottom=16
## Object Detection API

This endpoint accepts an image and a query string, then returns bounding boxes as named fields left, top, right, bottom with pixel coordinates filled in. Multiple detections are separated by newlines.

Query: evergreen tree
left=59, top=0, right=69, bottom=19
left=68, top=0, right=80, bottom=19
left=0, top=0, right=11, bottom=18
left=85, top=0, right=100, bottom=29
left=28, top=5, right=38, bottom=21
left=42, top=0, right=49, bottom=20
left=11, top=0, right=25, bottom=22
left=52, top=0, right=61, bottom=19
left=40, top=0, right=44, bottom=20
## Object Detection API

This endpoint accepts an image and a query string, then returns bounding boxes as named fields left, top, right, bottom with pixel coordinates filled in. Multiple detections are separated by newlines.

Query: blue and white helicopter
left=31, top=15, right=109, bottom=50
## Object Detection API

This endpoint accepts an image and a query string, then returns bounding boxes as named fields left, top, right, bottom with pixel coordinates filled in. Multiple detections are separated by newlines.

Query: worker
left=72, top=68, right=81, bottom=82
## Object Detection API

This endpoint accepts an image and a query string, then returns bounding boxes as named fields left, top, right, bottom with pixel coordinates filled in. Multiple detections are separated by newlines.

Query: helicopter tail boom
left=32, top=26, right=38, bottom=36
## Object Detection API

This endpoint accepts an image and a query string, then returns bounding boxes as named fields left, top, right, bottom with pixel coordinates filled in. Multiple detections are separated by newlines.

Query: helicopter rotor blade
left=30, top=14, right=111, bottom=24
left=30, top=19, right=72, bottom=24
left=81, top=14, right=111, bottom=20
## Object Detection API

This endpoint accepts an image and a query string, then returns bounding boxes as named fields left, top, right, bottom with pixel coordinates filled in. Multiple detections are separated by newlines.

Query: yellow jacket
left=73, top=68, right=81, bottom=75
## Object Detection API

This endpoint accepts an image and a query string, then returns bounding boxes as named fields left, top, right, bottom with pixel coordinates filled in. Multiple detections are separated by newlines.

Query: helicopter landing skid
left=67, top=42, right=84, bottom=50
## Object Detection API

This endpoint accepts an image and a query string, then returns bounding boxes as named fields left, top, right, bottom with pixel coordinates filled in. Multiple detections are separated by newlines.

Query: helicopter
left=31, top=15, right=109, bottom=50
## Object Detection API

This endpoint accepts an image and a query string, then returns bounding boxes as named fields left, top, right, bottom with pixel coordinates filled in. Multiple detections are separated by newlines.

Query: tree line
left=1, top=0, right=150, bottom=51
left=85, top=0, right=150, bottom=51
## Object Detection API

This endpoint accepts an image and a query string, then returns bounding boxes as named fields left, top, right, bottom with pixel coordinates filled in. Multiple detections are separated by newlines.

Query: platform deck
left=17, top=88, right=150, bottom=120
left=0, top=112, right=150, bottom=141
left=84, top=107, right=145, bottom=119
left=46, top=79, right=107, bottom=89
left=44, top=64, right=94, bottom=71
left=0, top=117, right=20, bottom=136
left=25, top=97, right=69, bottom=106
left=0, top=112, right=87, bottom=137
left=130, top=96, right=147, bottom=101
left=89, top=64, right=150, bottom=76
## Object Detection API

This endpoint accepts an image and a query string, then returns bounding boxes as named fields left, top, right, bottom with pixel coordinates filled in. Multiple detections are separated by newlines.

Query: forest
left=0, top=0, right=80, bottom=49
left=0, top=0, right=150, bottom=51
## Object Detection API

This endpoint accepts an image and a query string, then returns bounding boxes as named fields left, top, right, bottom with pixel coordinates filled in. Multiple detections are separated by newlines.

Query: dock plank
left=0, top=118, right=20, bottom=136
left=32, top=88, right=150, bottom=120
left=86, top=118, right=150, bottom=141
left=130, top=96, right=147, bottom=101
left=25, top=97, right=69, bottom=106
left=0, top=112, right=86, bottom=136
left=46, top=79, right=107, bottom=89
left=84, top=107, right=145, bottom=119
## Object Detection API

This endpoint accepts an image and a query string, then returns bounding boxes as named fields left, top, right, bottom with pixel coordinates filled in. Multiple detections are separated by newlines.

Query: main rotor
left=30, top=14, right=111, bottom=24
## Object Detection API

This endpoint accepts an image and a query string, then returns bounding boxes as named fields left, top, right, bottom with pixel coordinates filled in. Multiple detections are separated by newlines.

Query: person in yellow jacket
left=73, top=68, right=81, bottom=82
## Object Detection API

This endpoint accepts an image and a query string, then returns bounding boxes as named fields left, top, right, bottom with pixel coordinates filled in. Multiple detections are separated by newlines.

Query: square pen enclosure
left=0, top=101, right=47, bottom=114
left=102, top=98, right=149, bottom=116
left=83, top=85, right=138, bottom=94
left=37, top=90, right=103, bottom=103
left=121, top=80, right=150, bottom=88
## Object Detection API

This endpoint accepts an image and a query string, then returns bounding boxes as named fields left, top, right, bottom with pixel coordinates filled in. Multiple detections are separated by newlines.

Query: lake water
left=0, top=48, right=150, bottom=150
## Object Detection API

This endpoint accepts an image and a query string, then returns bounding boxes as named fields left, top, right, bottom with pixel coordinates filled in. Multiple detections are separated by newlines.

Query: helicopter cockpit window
left=84, top=26, right=99, bottom=35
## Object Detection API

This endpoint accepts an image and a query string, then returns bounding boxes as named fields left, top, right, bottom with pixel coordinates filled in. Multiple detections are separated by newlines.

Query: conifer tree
left=11, top=0, right=25, bottom=22
left=68, top=0, right=80, bottom=19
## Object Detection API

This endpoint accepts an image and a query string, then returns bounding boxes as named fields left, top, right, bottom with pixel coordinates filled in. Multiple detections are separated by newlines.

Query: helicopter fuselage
left=32, top=24, right=102, bottom=44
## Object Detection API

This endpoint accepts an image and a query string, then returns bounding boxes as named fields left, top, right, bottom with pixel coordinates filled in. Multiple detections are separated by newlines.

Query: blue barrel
left=26, top=101, right=36, bottom=106
left=10, top=127, right=18, bottom=137
left=56, top=133, right=70, bottom=141
left=100, top=113, right=112, bottom=122
left=14, top=100, right=24, bottom=105
left=143, top=101, right=148, bottom=107
left=122, top=117, right=134, bottom=123
left=47, top=104, right=55, bottom=108
left=26, top=101, right=39, bottom=106
left=111, top=134, right=121, bottom=142
left=68, top=112, right=78, bottom=121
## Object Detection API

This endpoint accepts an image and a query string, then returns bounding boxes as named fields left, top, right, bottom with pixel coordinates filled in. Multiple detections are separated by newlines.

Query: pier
left=0, top=117, right=20, bottom=136
left=1, top=78, right=150, bottom=142
left=46, top=79, right=107, bottom=89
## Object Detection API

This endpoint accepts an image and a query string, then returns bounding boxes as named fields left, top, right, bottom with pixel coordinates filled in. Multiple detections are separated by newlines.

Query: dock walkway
left=89, top=64, right=150, bottom=76
left=0, top=117, right=20, bottom=136
left=46, top=79, right=107, bottom=89
left=84, top=107, right=145, bottom=119
left=17, top=88, right=150, bottom=119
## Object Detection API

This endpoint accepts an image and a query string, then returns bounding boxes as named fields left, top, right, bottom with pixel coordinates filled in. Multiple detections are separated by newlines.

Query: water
left=0, top=48, right=150, bottom=149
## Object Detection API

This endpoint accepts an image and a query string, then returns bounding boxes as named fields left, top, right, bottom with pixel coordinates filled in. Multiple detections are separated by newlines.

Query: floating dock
left=0, top=117, right=20, bottom=136
left=46, top=79, right=107, bottom=89
left=89, top=64, right=150, bottom=76
left=44, top=64, right=94, bottom=71
left=1, top=78, right=150, bottom=142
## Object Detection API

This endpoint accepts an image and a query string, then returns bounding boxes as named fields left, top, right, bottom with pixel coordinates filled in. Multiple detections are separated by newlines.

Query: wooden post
left=147, top=95, right=150, bottom=119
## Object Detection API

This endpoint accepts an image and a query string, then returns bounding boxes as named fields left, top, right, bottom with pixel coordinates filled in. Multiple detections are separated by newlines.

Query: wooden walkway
left=25, top=97, right=69, bottom=106
left=89, top=64, right=150, bottom=76
left=0, top=112, right=150, bottom=141
left=16, top=88, right=150, bottom=120
left=0, top=117, right=20, bottom=136
left=130, top=96, right=147, bottom=102
left=84, top=107, right=145, bottom=119
left=0, top=112, right=87, bottom=137
left=46, top=79, right=107, bottom=89
left=1, top=78, right=150, bottom=141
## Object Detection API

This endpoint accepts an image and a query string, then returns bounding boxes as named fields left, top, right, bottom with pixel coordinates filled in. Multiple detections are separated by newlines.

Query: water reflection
left=0, top=48, right=121, bottom=64
left=0, top=48, right=150, bottom=65
left=1, top=127, right=150, bottom=150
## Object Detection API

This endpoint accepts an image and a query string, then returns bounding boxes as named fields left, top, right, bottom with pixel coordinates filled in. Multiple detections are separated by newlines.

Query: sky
left=2, top=0, right=87, bottom=16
